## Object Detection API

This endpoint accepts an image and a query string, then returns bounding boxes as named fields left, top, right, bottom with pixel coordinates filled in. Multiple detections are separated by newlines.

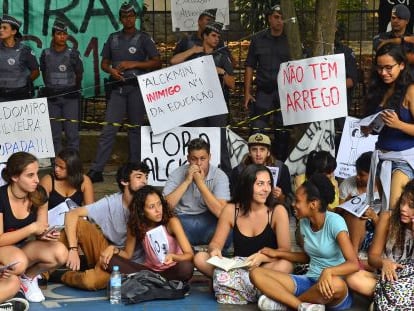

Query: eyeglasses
left=376, top=63, right=398, bottom=73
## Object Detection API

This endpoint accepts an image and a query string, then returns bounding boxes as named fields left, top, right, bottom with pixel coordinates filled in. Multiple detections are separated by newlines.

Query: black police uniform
left=89, top=29, right=159, bottom=172
left=0, top=41, right=38, bottom=101
left=245, top=29, right=291, bottom=160
left=40, top=46, right=83, bottom=154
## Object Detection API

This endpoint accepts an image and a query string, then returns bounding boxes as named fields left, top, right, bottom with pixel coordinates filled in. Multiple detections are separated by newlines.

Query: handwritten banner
left=285, top=120, right=335, bottom=177
left=0, top=97, right=54, bottom=161
left=171, top=0, right=230, bottom=32
left=278, top=54, right=348, bottom=126
left=1, top=0, right=144, bottom=97
left=141, top=126, right=220, bottom=186
left=138, top=55, right=228, bottom=135
left=335, top=117, right=377, bottom=179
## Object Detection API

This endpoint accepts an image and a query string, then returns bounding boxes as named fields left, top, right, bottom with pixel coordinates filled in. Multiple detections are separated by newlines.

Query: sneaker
left=258, top=295, right=287, bottom=311
left=20, top=275, right=45, bottom=302
left=298, top=302, right=325, bottom=311
left=0, top=298, right=29, bottom=311
left=87, top=170, right=104, bottom=183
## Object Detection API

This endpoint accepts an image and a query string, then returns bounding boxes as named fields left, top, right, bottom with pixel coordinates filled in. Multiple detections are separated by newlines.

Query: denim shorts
left=291, top=274, right=353, bottom=310
left=392, top=161, right=414, bottom=179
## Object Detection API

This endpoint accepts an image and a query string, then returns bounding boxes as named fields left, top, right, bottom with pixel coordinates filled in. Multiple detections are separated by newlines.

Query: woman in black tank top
left=194, top=164, right=293, bottom=279
left=40, top=148, right=94, bottom=211
left=0, top=152, right=68, bottom=303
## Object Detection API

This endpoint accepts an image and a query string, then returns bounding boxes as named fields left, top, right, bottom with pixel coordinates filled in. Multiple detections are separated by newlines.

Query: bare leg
left=193, top=252, right=215, bottom=277
left=343, top=211, right=367, bottom=254
left=249, top=267, right=300, bottom=309
left=389, top=170, right=409, bottom=211
left=21, top=240, right=68, bottom=278
left=345, top=270, right=376, bottom=297
left=0, top=275, right=20, bottom=302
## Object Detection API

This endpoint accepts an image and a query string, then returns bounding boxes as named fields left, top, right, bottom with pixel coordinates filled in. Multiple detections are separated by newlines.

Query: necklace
left=9, top=185, right=28, bottom=201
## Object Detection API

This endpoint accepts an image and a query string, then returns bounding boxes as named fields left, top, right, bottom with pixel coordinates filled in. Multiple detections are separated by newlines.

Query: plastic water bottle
left=109, top=265, right=122, bottom=304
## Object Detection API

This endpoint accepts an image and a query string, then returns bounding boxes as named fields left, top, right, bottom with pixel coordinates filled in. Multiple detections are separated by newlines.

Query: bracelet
left=69, top=247, right=78, bottom=251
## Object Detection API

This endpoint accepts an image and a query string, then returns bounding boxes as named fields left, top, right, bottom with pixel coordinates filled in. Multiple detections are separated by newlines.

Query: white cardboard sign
left=138, top=55, right=228, bottom=135
left=278, top=54, right=348, bottom=126
left=0, top=97, right=54, bottom=161
left=171, top=0, right=230, bottom=32
left=141, top=126, right=221, bottom=187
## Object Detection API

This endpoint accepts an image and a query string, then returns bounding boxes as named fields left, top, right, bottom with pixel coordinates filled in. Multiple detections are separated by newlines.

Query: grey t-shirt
left=163, top=164, right=230, bottom=215
left=86, top=192, right=144, bottom=263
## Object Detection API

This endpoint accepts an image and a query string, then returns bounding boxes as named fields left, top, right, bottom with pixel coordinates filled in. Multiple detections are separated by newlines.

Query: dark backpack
left=121, top=270, right=189, bottom=305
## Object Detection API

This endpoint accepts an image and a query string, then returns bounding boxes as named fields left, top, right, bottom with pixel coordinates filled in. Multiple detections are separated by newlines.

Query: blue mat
left=28, top=283, right=250, bottom=311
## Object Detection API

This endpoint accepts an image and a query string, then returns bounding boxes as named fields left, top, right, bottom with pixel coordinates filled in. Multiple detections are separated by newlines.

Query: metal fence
left=82, top=1, right=382, bottom=133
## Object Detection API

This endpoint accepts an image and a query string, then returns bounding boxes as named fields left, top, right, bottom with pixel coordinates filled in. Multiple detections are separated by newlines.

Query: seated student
left=107, top=185, right=194, bottom=281
left=295, top=150, right=339, bottom=210
left=230, top=133, right=292, bottom=204
left=346, top=180, right=414, bottom=301
left=338, top=151, right=379, bottom=260
left=0, top=152, right=68, bottom=302
left=163, top=138, right=230, bottom=246
left=194, top=164, right=292, bottom=304
left=62, top=162, right=149, bottom=290
left=40, top=148, right=94, bottom=209
left=250, top=174, right=359, bottom=311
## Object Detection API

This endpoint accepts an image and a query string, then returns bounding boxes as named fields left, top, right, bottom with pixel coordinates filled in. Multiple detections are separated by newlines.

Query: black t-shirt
left=0, top=185, right=36, bottom=244
left=245, top=30, right=290, bottom=93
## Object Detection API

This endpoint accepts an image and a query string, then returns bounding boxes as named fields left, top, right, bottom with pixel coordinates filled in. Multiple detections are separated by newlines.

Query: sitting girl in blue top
left=250, top=173, right=359, bottom=311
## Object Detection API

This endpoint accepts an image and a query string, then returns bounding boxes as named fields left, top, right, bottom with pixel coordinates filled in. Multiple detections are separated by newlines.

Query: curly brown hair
left=389, top=180, right=414, bottom=254
left=128, top=185, right=174, bottom=241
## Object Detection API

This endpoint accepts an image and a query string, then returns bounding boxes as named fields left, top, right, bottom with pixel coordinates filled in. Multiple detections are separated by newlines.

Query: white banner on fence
left=141, top=126, right=221, bottom=187
left=285, top=120, right=336, bottom=177
left=138, top=55, right=228, bottom=135
left=170, top=0, right=230, bottom=32
left=278, top=54, right=348, bottom=126
left=0, top=97, right=54, bottom=162
left=335, top=117, right=377, bottom=179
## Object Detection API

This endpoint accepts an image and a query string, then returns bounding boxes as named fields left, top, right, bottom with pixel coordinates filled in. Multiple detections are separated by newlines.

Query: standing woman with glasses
left=0, top=15, right=39, bottom=102
left=362, top=43, right=414, bottom=212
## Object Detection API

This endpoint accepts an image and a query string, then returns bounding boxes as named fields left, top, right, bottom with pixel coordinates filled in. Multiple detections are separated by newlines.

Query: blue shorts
left=392, top=161, right=414, bottom=179
left=291, top=274, right=353, bottom=310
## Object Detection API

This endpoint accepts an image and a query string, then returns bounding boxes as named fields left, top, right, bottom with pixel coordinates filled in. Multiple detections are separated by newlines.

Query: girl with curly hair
left=108, top=185, right=194, bottom=281
left=346, top=179, right=414, bottom=299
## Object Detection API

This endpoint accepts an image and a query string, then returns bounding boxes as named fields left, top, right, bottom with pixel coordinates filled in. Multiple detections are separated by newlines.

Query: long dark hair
left=55, top=148, right=84, bottom=190
left=389, top=180, right=414, bottom=255
left=231, top=164, right=275, bottom=216
left=365, top=44, right=413, bottom=116
left=128, top=185, right=174, bottom=241
left=305, top=150, right=337, bottom=179
left=1, top=152, right=47, bottom=213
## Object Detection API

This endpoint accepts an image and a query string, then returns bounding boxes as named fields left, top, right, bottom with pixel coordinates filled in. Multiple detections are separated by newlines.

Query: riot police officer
left=87, top=2, right=161, bottom=183
left=40, top=20, right=83, bottom=154
left=0, top=15, right=39, bottom=102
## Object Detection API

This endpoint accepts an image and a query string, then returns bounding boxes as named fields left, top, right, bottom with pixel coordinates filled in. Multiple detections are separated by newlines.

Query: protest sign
left=0, top=98, right=54, bottom=162
left=138, top=55, right=228, bottom=135
left=285, top=120, right=335, bottom=177
left=267, top=166, right=279, bottom=187
left=278, top=54, right=348, bottom=126
left=2, top=0, right=144, bottom=97
left=141, top=126, right=220, bottom=186
left=226, top=128, right=248, bottom=169
left=335, top=117, right=377, bottom=179
left=171, top=0, right=230, bottom=32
